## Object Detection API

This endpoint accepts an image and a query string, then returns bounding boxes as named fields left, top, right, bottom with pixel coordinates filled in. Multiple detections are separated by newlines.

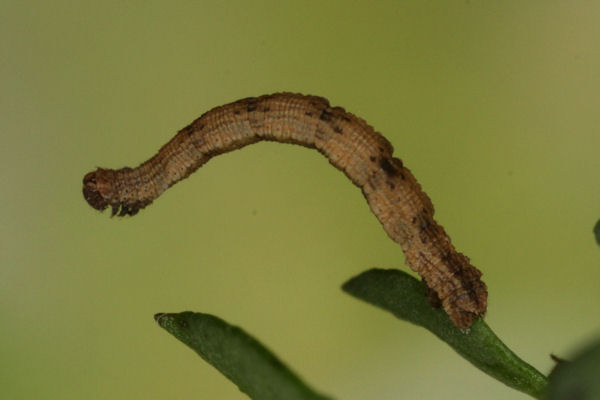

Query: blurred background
left=2, top=1, right=599, bottom=399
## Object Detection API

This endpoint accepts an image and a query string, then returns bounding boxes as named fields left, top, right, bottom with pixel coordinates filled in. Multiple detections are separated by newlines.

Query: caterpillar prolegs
left=82, top=92, right=487, bottom=329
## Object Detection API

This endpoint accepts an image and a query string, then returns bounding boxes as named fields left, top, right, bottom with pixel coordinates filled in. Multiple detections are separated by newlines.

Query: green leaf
left=155, top=312, right=332, bottom=400
left=342, top=268, right=548, bottom=399
left=547, top=338, right=600, bottom=400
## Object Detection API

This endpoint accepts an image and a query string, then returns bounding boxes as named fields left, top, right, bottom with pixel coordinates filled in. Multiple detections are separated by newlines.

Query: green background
left=2, top=1, right=599, bottom=399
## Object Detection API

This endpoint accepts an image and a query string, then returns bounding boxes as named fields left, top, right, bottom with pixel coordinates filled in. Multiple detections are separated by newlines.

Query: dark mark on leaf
left=178, top=319, right=189, bottom=328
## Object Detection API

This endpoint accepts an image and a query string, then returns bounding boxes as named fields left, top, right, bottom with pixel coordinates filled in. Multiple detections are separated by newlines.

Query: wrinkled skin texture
left=82, top=92, right=487, bottom=329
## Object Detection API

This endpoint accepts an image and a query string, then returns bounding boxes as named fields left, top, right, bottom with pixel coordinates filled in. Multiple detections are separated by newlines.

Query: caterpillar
left=82, top=92, right=487, bottom=329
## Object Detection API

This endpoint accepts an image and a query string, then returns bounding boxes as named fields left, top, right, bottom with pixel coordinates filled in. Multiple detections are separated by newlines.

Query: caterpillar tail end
left=424, top=275, right=488, bottom=331
left=447, top=280, right=488, bottom=331
left=82, top=168, right=141, bottom=217
left=450, top=306, right=486, bottom=332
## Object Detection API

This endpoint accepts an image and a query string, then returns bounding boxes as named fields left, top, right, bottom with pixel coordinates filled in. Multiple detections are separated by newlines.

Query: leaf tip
left=594, top=219, right=600, bottom=246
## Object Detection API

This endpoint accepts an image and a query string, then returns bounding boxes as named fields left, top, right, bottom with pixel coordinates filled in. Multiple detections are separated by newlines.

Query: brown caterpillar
left=82, top=92, right=487, bottom=329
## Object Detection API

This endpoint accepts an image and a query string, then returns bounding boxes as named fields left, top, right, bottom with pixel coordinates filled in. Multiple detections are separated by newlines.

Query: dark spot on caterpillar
left=386, top=180, right=395, bottom=190
left=181, top=125, right=195, bottom=137
left=378, top=146, right=384, bottom=152
left=319, top=109, right=333, bottom=122
left=263, top=106, right=270, bottom=112
left=379, top=157, right=398, bottom=177
left=243, top=97, right=258, bottom=113
left=234, top=110, right=241, bottom=115
left=248, top=116, right=263, bottom=128
left=419, top=218, right=431, bottom=232
left=341, top=115, right=351, bottom=122
left=305, top=111, right=313, bottom=117
left=183, top=123, right=204, bottom=137
left=369, top=156, right=376, bottom=162
left=411, top=216, right=417, bottom=224
left=400, top=172, right=406, bottom=180
left=440, top=251, right=461, bottom=274
left=192, top=136, right=206, bottom=149
left=203, top=148, right=222, bottom=159
left=315, top=128, right=327, bottom=141
left=333, top=125, right=343, bottom=134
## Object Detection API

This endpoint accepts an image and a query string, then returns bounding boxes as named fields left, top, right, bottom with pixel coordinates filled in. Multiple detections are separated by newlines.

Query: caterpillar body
left=82, top=92, right=487, bottom=329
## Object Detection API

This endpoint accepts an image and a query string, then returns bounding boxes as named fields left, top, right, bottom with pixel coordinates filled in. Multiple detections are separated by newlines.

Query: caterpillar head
left=83, top=168, right=115, bottom=212
left=83, top=168, right=148, bottom=216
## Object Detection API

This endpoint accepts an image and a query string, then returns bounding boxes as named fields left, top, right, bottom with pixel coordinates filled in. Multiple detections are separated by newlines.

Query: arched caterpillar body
left=82, top=92, right=487, bottom=329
